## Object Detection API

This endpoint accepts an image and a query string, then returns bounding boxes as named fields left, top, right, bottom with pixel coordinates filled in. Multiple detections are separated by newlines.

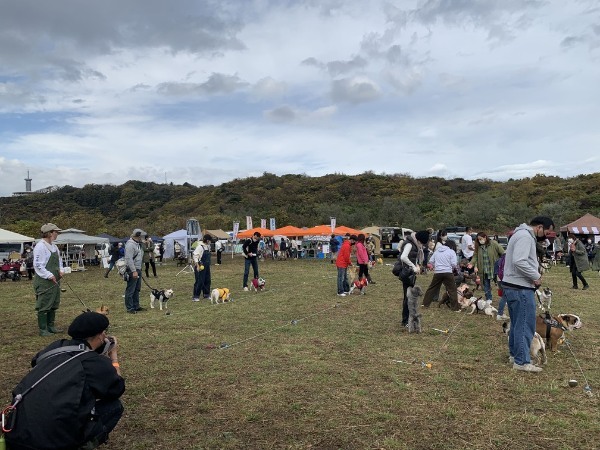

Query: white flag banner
left=246, top=216, right=253, bottom=230
left=270, top=218, right=276, bottom=230
left=261, top=218, right=266, bottom=229
left=233, top=222, right=240, bottom=240
left=330, top=217, right=336, bottom=232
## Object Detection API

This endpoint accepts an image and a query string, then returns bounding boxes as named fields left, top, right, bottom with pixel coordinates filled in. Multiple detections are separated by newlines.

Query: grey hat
left=41, top=223, right=62, bottom=233
left=131, top=228, right=146, bottom=238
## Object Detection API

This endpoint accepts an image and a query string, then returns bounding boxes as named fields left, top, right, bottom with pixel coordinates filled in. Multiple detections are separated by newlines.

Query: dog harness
left=151, top=289, right=167, bottom=301
left=541, top=311, right=566, bottom=345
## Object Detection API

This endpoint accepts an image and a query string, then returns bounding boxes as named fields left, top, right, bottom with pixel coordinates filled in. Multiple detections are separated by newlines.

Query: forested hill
left=1, top=172, right=599, bottom=238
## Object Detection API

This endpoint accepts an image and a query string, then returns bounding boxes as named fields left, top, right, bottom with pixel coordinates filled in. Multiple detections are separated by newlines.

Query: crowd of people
left=4, top=218, right=599, bottom=448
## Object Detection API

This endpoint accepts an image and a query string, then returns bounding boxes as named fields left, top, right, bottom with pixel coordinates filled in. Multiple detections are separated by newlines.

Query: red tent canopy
left=303, top=225, right=334, bottom=235
left=334, top=225, right=364, bottom=236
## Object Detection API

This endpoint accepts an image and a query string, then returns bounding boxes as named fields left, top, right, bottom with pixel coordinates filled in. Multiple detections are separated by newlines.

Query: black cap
left=415, top=230, right=430, bottom=245
left=68, top=312, right=109, bottom=339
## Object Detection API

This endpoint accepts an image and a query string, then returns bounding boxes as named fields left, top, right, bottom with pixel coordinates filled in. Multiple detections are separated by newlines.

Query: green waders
left=33, top=249, right=62, bottom=336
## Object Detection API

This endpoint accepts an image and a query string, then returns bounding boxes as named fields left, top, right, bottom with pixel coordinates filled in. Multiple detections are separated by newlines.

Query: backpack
left=5, top=345, right=98, bottom=450
left=494, top=254, right=506, bottom=281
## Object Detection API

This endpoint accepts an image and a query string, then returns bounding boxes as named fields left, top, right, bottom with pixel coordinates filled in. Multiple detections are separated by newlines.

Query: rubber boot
left=46, top=310, right=64, bottom=334
left=38, top=312, right=53, bottom=336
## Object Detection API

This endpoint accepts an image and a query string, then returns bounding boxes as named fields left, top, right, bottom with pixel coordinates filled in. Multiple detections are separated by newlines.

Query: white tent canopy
left=0, top=228, right=35, bottom=244
left=162, top=229, right=189, bottom=259
left=52, top=229, right=109, bottom=268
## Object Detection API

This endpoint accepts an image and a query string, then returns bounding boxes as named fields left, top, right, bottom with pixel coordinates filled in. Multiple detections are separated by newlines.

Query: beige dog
left=96, top=305, right=110, bottom=315
left=210, top=288, right=231, bottom=304
left=503, top=321, right=547, bottom=365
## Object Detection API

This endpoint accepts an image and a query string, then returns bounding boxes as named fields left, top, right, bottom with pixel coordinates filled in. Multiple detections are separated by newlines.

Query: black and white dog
left=150, top=288, right=174, bottom=311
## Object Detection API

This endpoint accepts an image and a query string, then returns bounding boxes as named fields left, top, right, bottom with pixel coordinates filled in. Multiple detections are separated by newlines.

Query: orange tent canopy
left=272, top=225, right=306, bottom=237
left=334, top=225, right=364, bottom=236
left=303, top=225, right=335, bottom=235
left=237, top=227, right=274, bottom=238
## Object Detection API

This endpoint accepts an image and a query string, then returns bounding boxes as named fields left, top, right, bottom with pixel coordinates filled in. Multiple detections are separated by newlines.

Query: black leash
left=61, top=277, right=91, bottom=312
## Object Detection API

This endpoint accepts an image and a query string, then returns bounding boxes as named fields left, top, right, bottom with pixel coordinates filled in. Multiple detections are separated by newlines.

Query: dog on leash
left=469, top=297, right=498, bottom=316
left=96, top=305, right=110, bottom=315
left=502, top=321, right=547, bottom=365
left=210, top=288, right=231, bottom=304
left=536, top=313, right=582, bottom=352
left=535, top=287, right=552, bottom=311
left=440, top=283, right=473, bottom=309
left=347, top=265, right=368, bottom=295
left=150, top=288, right=174, bottom=311
left=250, top=277, right=266, bottom=292
left=407, top=285, right=423, bottom=333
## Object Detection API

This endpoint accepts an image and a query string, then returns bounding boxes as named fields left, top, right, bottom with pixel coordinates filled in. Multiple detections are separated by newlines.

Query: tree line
left=1, top=172, right=598, bottom=238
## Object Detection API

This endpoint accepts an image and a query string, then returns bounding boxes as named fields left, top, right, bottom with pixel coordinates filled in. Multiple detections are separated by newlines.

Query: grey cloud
left=264, top=106, right=297, bottom=123
left=331, top=77, right=381, bottom=104
left=326, top=56, right=368, bottom=76
left=157, top=73, right=248, bottom=96
left=301, top=57, right=324, bottom=69
left=561, top=35, right=586, bottom=49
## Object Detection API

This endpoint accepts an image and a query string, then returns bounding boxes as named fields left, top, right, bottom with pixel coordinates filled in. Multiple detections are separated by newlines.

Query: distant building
left=12, top=171, right=59, bottom=196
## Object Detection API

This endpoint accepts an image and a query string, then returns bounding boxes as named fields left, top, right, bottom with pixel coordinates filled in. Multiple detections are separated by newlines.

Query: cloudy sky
left=1, top=0, right=599, bottom=197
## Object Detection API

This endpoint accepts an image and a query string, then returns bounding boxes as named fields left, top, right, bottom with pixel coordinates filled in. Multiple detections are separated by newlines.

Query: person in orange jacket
left=336, top=234, right=356, bottom=296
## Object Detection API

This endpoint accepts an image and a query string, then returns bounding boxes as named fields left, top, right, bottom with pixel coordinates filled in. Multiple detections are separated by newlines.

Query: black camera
left=98, top=336, right=116, bottom=355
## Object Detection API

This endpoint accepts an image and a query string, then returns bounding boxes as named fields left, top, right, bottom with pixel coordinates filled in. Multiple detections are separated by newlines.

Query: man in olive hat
left=33, top=223, right=64, bottom=336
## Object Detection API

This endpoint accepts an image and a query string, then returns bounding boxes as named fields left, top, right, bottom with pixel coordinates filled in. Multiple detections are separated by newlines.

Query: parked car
left=380, top=227, right=414, bottom=258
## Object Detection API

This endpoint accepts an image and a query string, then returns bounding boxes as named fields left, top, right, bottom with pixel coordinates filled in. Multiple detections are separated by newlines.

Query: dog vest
left=217, top=288, right=230, bottom=300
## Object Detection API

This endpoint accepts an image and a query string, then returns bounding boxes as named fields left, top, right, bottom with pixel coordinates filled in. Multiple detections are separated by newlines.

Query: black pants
left=83, top=399, right=124, bottom=448
left=401, top=280, right=411, bottom=326
left=570, top=264, right=588, bottom=287
left=358, top=263, right=369, bottom=280
left=217, top=250, right=222, bottom=265
left=145, top=261, right=157, bottom=277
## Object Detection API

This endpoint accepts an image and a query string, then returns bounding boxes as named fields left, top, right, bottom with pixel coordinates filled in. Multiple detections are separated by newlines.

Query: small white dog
left=210, top=288, right=231, bottom=304
left=469, top=297, right=498, bottom=316
left=150, top=288, right=174, bottom=311
left=535, top=287, right=552, bottom=311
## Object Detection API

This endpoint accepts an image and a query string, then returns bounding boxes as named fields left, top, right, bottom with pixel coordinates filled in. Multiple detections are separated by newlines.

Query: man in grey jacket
left=124, top=228, right=146, bottom=314
left=503, top=216, right=554, bottom=372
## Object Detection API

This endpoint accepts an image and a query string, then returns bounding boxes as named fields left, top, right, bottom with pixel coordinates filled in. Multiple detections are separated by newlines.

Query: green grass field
left=1, top=257, right=599, bottom=449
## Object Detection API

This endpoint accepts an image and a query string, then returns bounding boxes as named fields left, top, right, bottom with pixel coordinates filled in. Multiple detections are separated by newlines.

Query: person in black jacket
left=104, top=242, right=121, bottom=278
left=6, top=312, right=125, bottom=450
left=242, top=232, right=261, bottom=291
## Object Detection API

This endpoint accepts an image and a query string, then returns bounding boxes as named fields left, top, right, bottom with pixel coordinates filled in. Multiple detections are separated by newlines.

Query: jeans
left=243, top=258, right=259, bottom=288
left=337, top=267, right=349, bottom=294
left=124, top=270, right=141, bottom=311
left=482, top=273, right=492, bottom=301
left=505, top=287, right=536, bottom=365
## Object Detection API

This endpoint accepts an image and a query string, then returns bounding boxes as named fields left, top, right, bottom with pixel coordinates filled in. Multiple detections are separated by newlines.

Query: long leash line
left=562, top=334, right=593, bottom=396
left=219, top=300, right=349, bottom=350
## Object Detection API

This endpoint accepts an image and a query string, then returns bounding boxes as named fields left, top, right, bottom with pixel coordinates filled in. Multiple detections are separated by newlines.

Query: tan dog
left=96, top=305, right=110, bottom=315
left=536, top=313, right=582, bottom=352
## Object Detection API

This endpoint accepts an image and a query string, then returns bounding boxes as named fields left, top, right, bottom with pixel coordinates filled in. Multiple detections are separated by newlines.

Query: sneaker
left=243, top=287, right=249, bottom=292
left=337, top=293, right=347, bottom=297
left=513, top=363, right=542, bottom=372
left=582, top=285, right=589, bottom=290
left=192, top=298, right=200, bottom=302
left=496, top=314, right=509, bottom=321
left=571, top=286, right=578, bottom=289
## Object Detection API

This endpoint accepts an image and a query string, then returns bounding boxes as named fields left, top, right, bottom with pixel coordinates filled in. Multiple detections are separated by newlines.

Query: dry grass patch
left=1, top=257, right=599, bottom=449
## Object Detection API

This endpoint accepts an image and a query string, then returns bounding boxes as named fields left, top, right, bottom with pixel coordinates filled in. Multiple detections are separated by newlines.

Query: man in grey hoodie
left=503, top=216, right=554, bottom=372
left=124, top=228, right=146, bottom=314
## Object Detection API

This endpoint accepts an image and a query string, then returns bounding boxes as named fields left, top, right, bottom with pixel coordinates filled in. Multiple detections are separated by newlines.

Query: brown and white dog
left=535, top=313, right=582, bottom=352
left=96, top=305, right=110, bottom=315
left=250, top=277, right=266, bottom=292
left=150, top=288, right=174, bottom=311
left=347, top=265, right=368, bottom=295
left=441, top=283, right=473, bottom=309
left=210, top=288, right=231, bottom=304
left=503, top=321, right=547, bottom=365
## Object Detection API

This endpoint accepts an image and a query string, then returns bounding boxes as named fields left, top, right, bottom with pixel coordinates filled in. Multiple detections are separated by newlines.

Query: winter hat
left=68, top=312, right=109, bottom=339
left=415, top=230, right=430, bottom=245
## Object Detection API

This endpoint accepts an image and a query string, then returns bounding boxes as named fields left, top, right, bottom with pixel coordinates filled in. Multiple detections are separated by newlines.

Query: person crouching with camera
left=6, top=311, right=125, bottom=450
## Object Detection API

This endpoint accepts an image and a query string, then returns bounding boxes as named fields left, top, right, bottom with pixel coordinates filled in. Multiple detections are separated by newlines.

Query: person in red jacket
left=336, top=234, right=356, bottom=296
